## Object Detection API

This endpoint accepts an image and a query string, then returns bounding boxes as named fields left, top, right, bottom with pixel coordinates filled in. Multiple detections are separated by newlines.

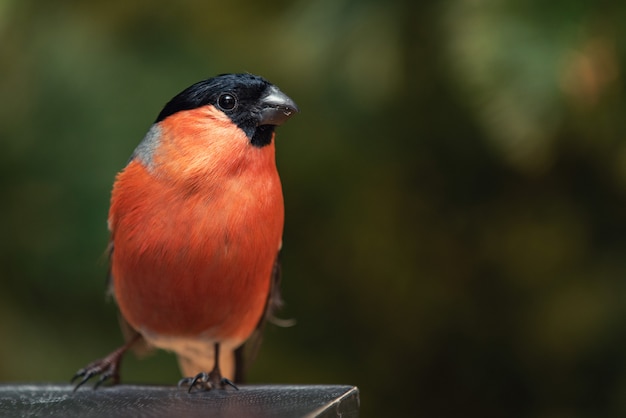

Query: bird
left=72, top=73, right=298, bottom=391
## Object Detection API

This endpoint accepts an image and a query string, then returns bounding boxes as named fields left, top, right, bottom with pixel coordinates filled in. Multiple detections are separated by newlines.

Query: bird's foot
left=71, top=348, right=124, bottom=391
left=71, top=332, right=140, bottom=391
left=178, top=370, right=239, bottom=392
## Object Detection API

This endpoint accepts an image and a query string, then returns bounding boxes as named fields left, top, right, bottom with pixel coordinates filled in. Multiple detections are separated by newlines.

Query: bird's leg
left=71, top=332, right=141, bottom=391
left=178, top=343, right=239, bottom=392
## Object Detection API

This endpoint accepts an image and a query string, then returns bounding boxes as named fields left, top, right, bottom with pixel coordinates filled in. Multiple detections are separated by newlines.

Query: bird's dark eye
left=217, top=93, right=237, bottom=111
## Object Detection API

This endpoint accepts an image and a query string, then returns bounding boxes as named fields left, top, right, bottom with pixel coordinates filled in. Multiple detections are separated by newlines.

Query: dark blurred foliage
left=1, top=0, right=625, bottom=416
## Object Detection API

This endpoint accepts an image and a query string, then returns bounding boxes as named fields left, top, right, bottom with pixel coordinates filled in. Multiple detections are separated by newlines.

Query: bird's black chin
left=250, top=125, right=276, bottom=147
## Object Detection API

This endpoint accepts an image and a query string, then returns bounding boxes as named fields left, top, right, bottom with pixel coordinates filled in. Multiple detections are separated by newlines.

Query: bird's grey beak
left=258, top=85, right=299, bottom=126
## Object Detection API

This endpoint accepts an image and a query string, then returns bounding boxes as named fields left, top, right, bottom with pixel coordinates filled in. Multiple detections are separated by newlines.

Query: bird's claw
left=71, top=353, right=121, bottom=391
left=178, top=371, right=238, bottom=392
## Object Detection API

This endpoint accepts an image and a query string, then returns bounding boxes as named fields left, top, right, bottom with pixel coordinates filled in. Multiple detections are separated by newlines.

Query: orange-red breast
left=73, top=73, right=298, bottom=390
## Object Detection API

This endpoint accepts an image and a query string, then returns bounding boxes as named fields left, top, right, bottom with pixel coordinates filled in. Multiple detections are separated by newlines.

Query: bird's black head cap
left=155, top=73, right=298, bottom=147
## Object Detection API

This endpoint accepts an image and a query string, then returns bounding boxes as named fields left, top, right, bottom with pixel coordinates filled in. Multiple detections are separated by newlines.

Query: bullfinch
left=72, top=73, right=298, bottom=391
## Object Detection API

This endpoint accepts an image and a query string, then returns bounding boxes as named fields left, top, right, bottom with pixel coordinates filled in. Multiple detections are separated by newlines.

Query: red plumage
left=111, top=107, right=283, bottom=340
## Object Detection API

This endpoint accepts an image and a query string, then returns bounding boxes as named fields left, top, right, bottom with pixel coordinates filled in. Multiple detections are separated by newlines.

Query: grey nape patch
left=131, top=124, right=162, bottom=168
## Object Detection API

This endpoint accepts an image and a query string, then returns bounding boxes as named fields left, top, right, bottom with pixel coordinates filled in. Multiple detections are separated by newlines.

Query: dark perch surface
left=0, top=384, right=359, bottom=418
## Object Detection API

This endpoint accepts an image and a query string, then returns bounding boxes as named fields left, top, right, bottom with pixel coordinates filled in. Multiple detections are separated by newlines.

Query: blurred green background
left=1, top=0, right=625, bottom=417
